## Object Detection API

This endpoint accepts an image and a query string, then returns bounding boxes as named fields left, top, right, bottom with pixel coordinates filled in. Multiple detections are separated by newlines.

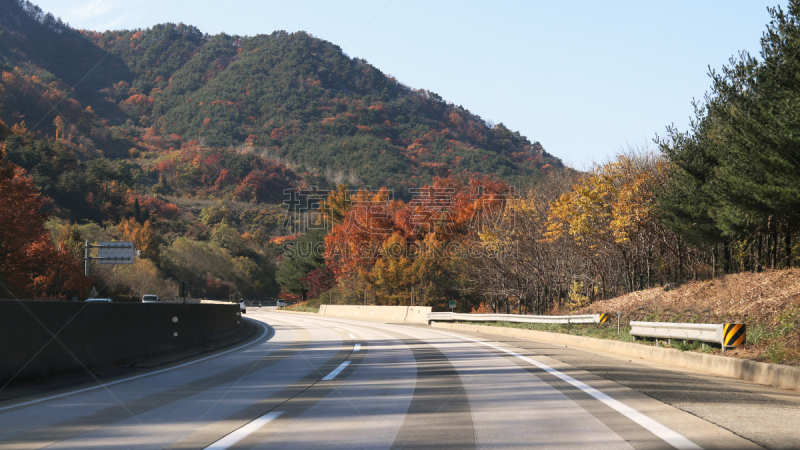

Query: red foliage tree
left=205, top=278, right=233, bottom=300
left=300, top=267, right=336, bottom=299
left=233, top=164, right=299, bottom=203
left=394, top=175, right=511, bottom=242
left=0, top=145, right=89, bottom=299
left=214, top=168, right=234, bottom=189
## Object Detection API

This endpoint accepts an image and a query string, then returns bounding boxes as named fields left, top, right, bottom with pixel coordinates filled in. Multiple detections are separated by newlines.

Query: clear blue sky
left=34, top=0, right=787, bottom=168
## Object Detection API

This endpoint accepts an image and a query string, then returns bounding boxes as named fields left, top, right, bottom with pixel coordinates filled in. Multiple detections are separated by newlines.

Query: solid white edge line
left=348, top=334, right=357, bottom=339
left=427, top=329, right=702, bottom=450
left=0, top=319, right=271, bottom=413
left=277, top=315, right=699, bottom=448
left=322, top=361, right=351, bottom=381
left=203, top=411, right=283, bottom=450
left=353, top=344, right=361, bottom=352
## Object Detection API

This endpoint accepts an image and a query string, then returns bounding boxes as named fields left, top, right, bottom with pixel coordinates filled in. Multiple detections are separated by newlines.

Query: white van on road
left=142, top=295, right=159, bottom=303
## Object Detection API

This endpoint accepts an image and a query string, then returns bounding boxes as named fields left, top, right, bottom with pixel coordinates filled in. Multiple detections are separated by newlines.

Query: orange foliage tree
left=324, top=188, right=396, bottom=280
left=323, top=175, right=511, bottom=308
left=118, top=218, right=160, bottom=261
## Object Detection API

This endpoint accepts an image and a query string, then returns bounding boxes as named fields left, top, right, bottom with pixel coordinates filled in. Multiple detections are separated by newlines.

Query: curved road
left=0, top=310, right=788, bottom=449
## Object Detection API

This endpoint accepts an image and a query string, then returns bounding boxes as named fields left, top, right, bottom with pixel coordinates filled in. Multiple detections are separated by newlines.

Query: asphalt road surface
left=0, top=310, right=797, bottom=449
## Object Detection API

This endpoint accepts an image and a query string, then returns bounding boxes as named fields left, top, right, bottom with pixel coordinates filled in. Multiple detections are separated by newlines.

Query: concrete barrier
left=428, top=312, right=602, bottom=325
left=186, top=299, right=234, bottom=304
left=318, top=305, right=432, bottom=324
left=431, top=322, right=800, bottom=392
left=0, top=299, right=242, bottom=384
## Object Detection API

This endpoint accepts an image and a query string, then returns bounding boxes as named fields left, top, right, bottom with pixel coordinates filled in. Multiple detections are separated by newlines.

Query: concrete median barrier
left=318, top=305, right=432, bottom=324
left=0, top=299, right=243, bottom=385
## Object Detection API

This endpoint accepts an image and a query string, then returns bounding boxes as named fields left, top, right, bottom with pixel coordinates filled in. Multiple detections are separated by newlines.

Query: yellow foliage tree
left=319, top=184, right=352, bottom=227
left=53, top=116, right=66, bottom=141
left=366, top=232, right=416, bottom=305
left=543, top=153, right=670, bottom=293
left=544, top=155, right=667, bottom=248
left=566, top=280, right=589, bottom=312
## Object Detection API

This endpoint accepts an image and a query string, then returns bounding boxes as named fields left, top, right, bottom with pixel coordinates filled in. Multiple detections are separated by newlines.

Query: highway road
left=0, top=310, right=797, bottom=449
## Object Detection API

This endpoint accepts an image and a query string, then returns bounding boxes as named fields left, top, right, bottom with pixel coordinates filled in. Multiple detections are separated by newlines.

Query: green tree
left=658, top=1, right=800, bottom=267
left=276, top=229, right=326, bottom=300
left=211, top=222, right=246, bottom=256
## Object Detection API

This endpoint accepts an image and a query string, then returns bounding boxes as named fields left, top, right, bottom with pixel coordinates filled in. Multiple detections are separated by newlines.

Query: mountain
left=0, top=0, right=561, bottom=198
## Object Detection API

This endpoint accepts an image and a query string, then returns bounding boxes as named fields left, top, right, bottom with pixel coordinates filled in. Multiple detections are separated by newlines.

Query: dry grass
left=284, top=301, right=320, bottom=313
left=575, top=269, right=800, bottom=365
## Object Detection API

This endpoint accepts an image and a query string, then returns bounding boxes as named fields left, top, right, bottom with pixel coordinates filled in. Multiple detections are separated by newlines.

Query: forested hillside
left=0, top=0, right=560, bottom=194
left=0, top=0, right=559, bottom=302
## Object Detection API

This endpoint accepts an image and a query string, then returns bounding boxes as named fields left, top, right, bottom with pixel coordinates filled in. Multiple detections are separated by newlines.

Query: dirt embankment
left=579, top=269, right=800, bottom=365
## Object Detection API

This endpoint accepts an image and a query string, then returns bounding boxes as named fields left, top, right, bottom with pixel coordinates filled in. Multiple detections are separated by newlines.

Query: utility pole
left=84, top=240, right=90, bottom=278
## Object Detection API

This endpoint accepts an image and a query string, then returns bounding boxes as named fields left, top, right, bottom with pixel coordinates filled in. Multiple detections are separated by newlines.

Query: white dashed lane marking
left=322, top=361, right=351, bottom=381
left=204, top=411, right=283, bottom=449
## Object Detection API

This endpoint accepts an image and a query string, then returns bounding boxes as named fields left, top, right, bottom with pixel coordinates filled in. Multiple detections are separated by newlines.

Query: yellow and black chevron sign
left=723, top=323, right=746, bottom=347
left=599, top=313, right=611, bottom=323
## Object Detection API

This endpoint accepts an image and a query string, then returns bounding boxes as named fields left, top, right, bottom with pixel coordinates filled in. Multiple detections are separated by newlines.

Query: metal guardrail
left=630, top=321, right=746, bottom=352
left=426, top=312, right=605, bottom=325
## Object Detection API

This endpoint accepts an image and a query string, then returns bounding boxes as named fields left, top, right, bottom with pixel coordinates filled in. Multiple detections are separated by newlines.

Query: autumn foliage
left=0, top=144, right=89, bottom=299
left=321, top=175, right=512, bottom=308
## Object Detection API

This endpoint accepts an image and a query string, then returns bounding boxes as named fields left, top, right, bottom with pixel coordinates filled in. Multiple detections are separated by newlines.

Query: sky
left=31, top=0, right=788, bottom=168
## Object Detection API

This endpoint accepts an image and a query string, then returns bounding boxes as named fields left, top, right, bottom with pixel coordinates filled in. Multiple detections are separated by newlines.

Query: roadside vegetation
left=463, top=321, right=636, bottom=343
left=460, top=268, right=800, bottom=366
left=581, top=269, right=800, bottom=365
left=282, top=303, right=320, bottom=314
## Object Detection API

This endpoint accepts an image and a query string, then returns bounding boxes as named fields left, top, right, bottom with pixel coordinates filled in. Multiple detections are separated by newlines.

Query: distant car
left=142, top=295, right=159, bottom=303
left=85, top=298, right=112, bottom=302
left=252, top=300, right=261, bottom=307
left=277, top=299, right=286, bottom=308
left=239, top=300, right=246, bottom=314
